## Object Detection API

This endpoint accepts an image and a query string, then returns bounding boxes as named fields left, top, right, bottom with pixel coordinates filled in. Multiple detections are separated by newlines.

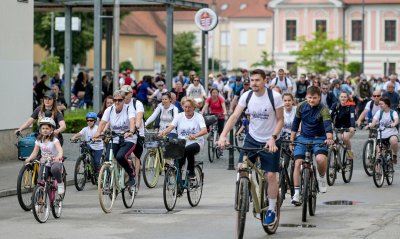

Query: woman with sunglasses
left=15, top=90, right=66, bottom=145
left=187, top=75, right=207, bottom=109
left=148, top=81, right=168, bottom=104
left=94, top=90, right=137, bottom=187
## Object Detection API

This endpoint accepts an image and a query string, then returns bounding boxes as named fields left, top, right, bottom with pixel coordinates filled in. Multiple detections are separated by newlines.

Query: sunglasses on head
left=113, top=98, right=124, bottom=102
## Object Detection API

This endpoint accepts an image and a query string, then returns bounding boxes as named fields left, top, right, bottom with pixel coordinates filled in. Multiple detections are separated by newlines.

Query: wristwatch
left=271, top=134, right=277, bottom=140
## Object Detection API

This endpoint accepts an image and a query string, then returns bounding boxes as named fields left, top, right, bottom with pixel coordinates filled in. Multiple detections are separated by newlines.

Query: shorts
left=238, top=134, right=280, bottom=173
left=378, top=135, right=398, bottom=146
left=293, top=135, right=328, bottom=160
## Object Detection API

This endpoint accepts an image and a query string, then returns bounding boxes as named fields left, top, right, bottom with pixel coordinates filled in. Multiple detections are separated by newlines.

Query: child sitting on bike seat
left=25, top=117, right=64, bottom=194
left=71, top=112, right=104, bottom=173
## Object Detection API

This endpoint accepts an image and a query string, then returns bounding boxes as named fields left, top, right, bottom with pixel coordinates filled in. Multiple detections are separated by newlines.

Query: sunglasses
left=87, top=119, right=95, bottom=122
left=113, top=98, right=124, bottom=103
left=373, top=95, right=381, bottom=97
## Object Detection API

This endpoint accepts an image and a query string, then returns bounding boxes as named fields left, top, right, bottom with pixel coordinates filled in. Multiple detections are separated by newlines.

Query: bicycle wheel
left=326, top=148, right=337, bottom=186
left=187, top=165, right=203, bottom=207
left=207, top=131, right=215, bottom=163
left=98, top=164, right=116, bottom=213
left=386, top=160, right=394, bottom=185
left=301, top=168, right=310, bottom=222
left=51, top=187, right=63, bottom=219
left=260, top=180, right=280, bottom=235
left=142, top=149, right=159, bottom=188
left=17, top=164, right=36, bottom=211
left=278, top=165, right=287, bottom=207
left=235, top=177, right=249, bottom=239
left=122, top=173, right=135, bottom=208
left=163, top=167, right=178, bottom=211
left=309, top=170, right=317, bottom=216
left=32, top=186, right=50, bottom=223
left=372, top=159, right=384, bottom=188
left=74, top=155, right=87, bottom=191
left=214, top=133, right=221, bottom=159
left=362, top=140, right=375, bottom=176
left=134, top=158, right=141, bottom=196
left=342, top=149, right=353, bottom=183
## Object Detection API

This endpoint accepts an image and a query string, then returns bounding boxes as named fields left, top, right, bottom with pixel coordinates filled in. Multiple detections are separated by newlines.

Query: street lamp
left=361, top=0, right=365, bottom=74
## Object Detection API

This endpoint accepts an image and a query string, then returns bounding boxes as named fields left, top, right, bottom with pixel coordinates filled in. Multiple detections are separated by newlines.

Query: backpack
left=274, top=77, right=288, bottom=89
left=244, top=88, right=276, bottom=113
left=378, top=109, right=395, bottom=122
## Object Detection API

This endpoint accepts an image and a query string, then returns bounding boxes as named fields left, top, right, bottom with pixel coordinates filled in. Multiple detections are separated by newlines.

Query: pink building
left=268, top=0, right=400, bottom=77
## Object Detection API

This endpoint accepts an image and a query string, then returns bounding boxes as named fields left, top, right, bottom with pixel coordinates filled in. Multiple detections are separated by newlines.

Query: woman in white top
left=282, top=93, right=297, bottom=136
left=145, top=92, right=179, bottom=136
left=94, top=90, right=137, bottom=186
left=159, top=97, right=208, bottom=178
left=149, top=81, right=168, bottom=103
left=186, top=75, right=207, bottom=108
left=367, top=97, right=399, bottom=163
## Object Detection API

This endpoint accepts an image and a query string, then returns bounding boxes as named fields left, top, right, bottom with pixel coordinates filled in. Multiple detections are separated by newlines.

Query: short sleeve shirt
left=101, top=104, right=137, bottom=144
left=79, top=125, right=104, bottom=150
left=373, top=110, right=399, bottom=139
left=206, top=96, right=225, bottom=119
left=36, top=138, right=60, bottom=165
left=171, top=112, right=206, bottom=148
left=31, top=107, right=64, bottom=129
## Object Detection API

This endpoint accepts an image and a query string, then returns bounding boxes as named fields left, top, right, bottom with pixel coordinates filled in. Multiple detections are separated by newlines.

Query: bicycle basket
left=163, top=139, right=186, bottom=159
left=204, top=115, right=218, bottom=128
left=16, top=133, right=37, bottom=161
left=144, top=131, right=160, bottom=148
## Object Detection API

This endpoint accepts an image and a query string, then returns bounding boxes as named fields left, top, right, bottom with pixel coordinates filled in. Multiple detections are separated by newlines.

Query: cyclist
left=93, top=90, right=137, bottom=187
left=290, top=86, right=333, bottom=206
left=356, top=90, right=382, bottom=127
left=148, top=81, right=168, bottom=104
left=25, top=117, right=64, bottom=194
left=229, top=79, right=251, bottom=113
left=145, top=92, right=179, bottom=137
left=330, top=92, right=356, bottom=160
left=159, top=97, right=208, bottom=179
left=201, top=88, right=227, bottom=135
left=218, top=69, right=284, bottom=226
left=282, top=93, right=296, bottom=136
left=15, top=90, right=66, bottom=146
left=70, top=112, right=103, bottom=174
left=366, top=97, right=399, bottom=164
left=186, top=75, right=207, bottom=108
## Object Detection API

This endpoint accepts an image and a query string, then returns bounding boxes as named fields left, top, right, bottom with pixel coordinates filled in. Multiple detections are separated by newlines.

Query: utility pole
left=50, top=12, right=55, bottom=57
left=361, top=0, right=365, bottom=74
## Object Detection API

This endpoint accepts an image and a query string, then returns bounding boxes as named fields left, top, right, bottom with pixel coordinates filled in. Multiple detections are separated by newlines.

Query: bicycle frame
left=103, top=145, right=125, bottom=194
left=25, top=160, right=40, bottom=189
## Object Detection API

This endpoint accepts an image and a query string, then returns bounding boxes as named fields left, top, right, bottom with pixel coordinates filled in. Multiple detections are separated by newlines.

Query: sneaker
left=318, top=177, right=327, bottom=193
left=127, top=176, right=136, bottom=187
left=263, top=210, right=276, bottom=226
left=291, top=194, right=301, bottom=206
left=346, top=150, right=354, bottom=160
left=57, top=182, right=65, bottom=195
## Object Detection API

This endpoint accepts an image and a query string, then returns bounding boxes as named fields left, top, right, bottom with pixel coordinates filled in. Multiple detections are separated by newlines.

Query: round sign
left=194, top=8, right=218, bottom=32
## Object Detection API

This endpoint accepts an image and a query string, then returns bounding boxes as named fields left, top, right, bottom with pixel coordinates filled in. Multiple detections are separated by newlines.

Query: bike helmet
left=86, top=112, right=97, bottom=120
left=39, top=117, right=56, bottom=128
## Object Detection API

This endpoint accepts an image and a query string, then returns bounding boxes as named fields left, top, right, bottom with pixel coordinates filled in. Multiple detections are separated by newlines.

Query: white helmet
left=39, top=117, right=56, bottom=128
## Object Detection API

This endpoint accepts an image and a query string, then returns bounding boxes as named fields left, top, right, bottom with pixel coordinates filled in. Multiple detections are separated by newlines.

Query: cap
left=244, top=79, right=250, bottom=84
left=120, top=85, right=133, bottom=93
left=44, top=90, right=56, bottom=99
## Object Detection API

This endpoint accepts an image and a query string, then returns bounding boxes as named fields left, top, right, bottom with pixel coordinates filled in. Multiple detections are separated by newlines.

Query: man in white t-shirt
left=218, top=69, right=284, bottom=227
left=356, top=90, right=382, bottom=127
left=270, top=68, right=293, bottom=94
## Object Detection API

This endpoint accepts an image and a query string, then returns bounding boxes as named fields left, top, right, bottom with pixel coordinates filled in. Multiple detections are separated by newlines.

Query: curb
left=0, top=179, right=75, bottom=198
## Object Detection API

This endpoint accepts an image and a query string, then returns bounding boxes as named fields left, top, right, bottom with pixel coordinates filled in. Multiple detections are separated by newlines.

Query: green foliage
left=63, top=108, right=92, bottom=133
left=173, top=32, right=201, bottom=76
left=40, top=56, right=60, bottom=77
left=251, top=51, right=275, bottom=69
left=290, top=32, right=349, bottom=74
left=346, top=62, right=362, bottom=76
left=119, top=61, right=134, bottom=73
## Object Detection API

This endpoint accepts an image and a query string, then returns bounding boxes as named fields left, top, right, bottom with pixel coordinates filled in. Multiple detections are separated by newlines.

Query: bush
left=64, top=108, right=91, bottom=133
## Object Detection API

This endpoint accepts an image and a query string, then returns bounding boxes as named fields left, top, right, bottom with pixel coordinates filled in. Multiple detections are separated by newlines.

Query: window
left=351, top=20, right=362, bottom=41
left=287, top=62, right=297, bottom=77
left=239, top=29, right=247, bottom=45
left=257, top=29, right=266, bottom=45
left=221, top=61, right=230, bottom=70
left=221, top=31, right=231, bottom=46
left=286, top=20, right=297, bottom=41
left=193, top=31, right=201, bottom=46
left=385, top=20, right=396, bottom=42
left=239, top=60, right=247, bottom=69
left=316, top=20, right=327, bottom=33
left=384, top=62, right=396, bottom=75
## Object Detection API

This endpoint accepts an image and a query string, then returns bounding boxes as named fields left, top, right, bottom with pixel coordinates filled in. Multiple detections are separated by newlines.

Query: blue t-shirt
left=137, top=82, right=149, bottom=102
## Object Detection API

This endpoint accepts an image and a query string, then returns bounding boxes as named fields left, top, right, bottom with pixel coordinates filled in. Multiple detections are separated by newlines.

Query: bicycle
left=162, top=138, right=204, bottom=211
left=32, top=155, right=67, bottom=223
left=71, top=139, right=102, bottom=191
left=204, top=114, right=220, bottom=163
left=326, top=128, right=354, bottom=186
left=234, top=116, right=249, bottom=151
left=372, top=126, right=395, bottom=188
left=225, top=145, right=280, bottom=238
left=362, top=126, right=378, bottom=176
left=279, top=136, right=295, bottom=207
left=292, top=141, right=323, bottom=222
left=98, top=131, right=140, bottom=213
left=142, top=130, right=165, bottom=188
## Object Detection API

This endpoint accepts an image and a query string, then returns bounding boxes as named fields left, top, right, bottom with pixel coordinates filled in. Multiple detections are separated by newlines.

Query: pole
left=64, top=6, right=72, bottom=107
left=228, top=128, right=234, bottom=170
left=113, top=0, right=120, bottom=92
left=50, top=12, right=55, bottom=57
left=166, top=4, right=174, bottom=90
left=94, top=0, right=102, bottom=113
left=361, top=0, right=365, bottom=74
left=105, top=11, right=113, bottom=89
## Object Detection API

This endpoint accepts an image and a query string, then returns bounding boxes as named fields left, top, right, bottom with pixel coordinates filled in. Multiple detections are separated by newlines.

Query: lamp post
left=361, top=0, right=365, bottom=74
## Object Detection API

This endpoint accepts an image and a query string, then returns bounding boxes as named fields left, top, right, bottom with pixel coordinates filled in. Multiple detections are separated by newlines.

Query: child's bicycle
left=162, top=138, right=204, bottom=211
left=32, top=154, right=67, bottom=223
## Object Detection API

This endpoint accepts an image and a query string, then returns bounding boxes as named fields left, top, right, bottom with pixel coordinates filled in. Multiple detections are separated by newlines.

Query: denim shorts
left=293, top=135, right=328, bottom=160
left=238, top=134, right=280, bottom=173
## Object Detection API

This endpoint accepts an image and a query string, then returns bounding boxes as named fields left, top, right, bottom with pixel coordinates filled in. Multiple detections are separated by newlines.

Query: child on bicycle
left=71, top=112, right=104, bottom=173
left=25, top=117, right=64, bottom=194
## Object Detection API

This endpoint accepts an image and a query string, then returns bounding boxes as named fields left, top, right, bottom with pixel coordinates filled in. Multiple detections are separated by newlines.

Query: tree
left=40, top=56, right=60, bottom=77
left=290, top=32, right=349, bottom=74
left=346, top=62, right=362, bottom=77
left=119, top=61, right=134, bottom=72
left=173, top=32, right=201, bottom=76
left=251, top=51, right=275, bottom=69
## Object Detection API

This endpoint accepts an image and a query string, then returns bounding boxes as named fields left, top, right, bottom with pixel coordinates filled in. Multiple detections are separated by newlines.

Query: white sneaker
left=291, top=194, right=301, bottom=206
left=318, top=177, right=327, bottom=193
left=58, top=182, right=65, bottom=195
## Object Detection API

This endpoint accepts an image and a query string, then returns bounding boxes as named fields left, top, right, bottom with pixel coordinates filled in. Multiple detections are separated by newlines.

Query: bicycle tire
left=142, top=149, right=160, bottom=188
left=372, top=159, right=384, bottom=188
left=362, top=140, right=375, bottom=176
left=88, top=155, right=97, bottom=185
left=32, top=185, right=50, bottom=223
left=74, top=155, right=87, bottom=191
left=207, top=132, right=215, bottom=163
left=134, top=158, right=141, bottom=196
left=261, top=180, right=280, bottom=235
left=122, top=172, right=135, bottom=208
left=187, top=165, right=203, bottom=207
left=278, top=165, right=287, bottom=207
left=326, top=148, right=337, bottom=186
left=342, top=149, right=353, bottom=183
left=309, top=169, right=317, bottom=216
left=51, top=189, right=63, bottom=219
left=301, top=168, right=309, bottom=222
left=98, top=164, right=116, bottom=213
left=214, top=133, right=221, bottom=159
left=163, top=167, right=177, bottom=211
left=17, top=164, right=36, bottom=211
left=386, top=160, right=394, bottom=185
left=235, top=177, right=249, bottom=239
